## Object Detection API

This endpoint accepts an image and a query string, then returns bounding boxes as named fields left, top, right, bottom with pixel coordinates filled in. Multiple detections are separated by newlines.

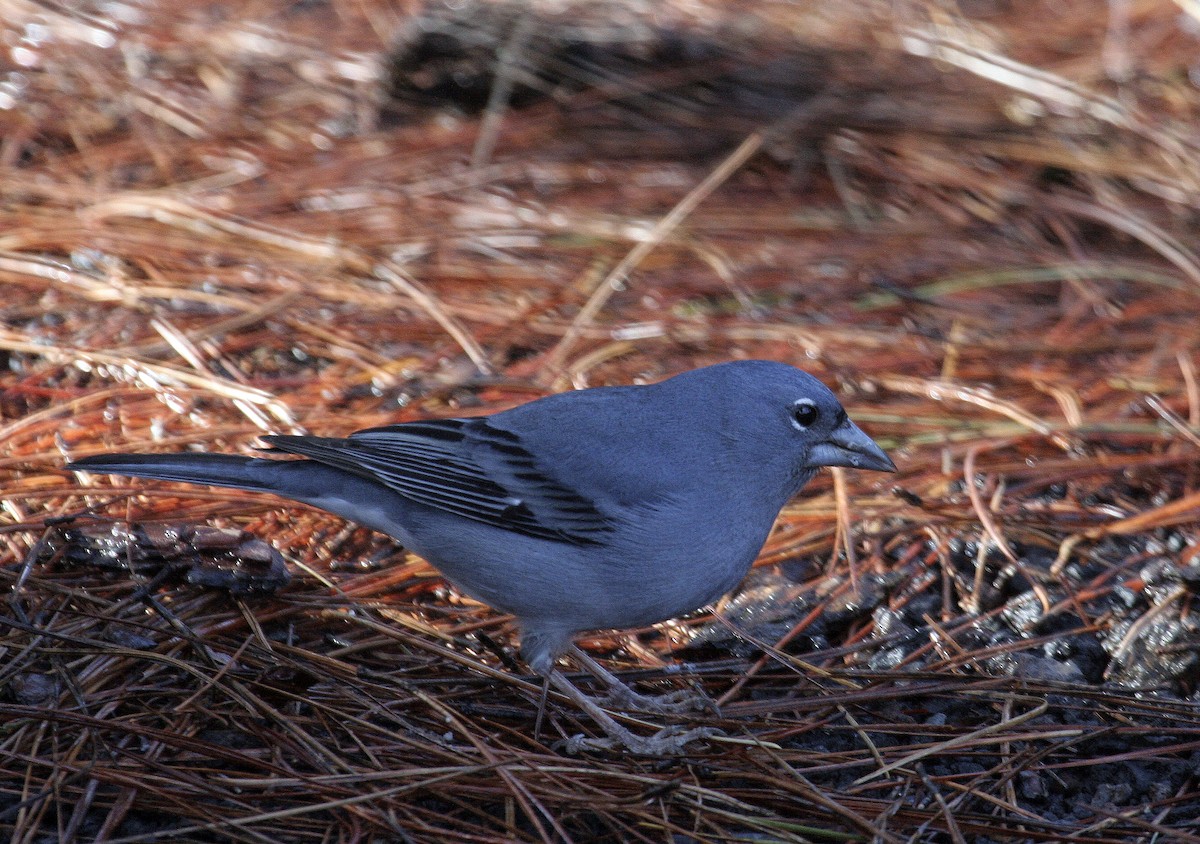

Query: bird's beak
left=809, top=418, right=896, bottom=473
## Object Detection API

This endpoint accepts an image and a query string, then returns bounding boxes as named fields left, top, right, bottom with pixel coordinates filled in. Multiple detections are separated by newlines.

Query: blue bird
left=69, top=360, right=894, bottom=753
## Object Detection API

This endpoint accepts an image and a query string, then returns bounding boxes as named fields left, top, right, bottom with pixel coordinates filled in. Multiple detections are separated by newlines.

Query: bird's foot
left=545, top=666, right=721, bottom=755
left=595, top=685, right=720, bottom=716
left=558, top=725, right=724, bottom=756
left=565, top=645, right=720, bottom=715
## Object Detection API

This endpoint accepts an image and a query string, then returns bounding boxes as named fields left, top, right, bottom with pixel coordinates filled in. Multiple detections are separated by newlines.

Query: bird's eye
left=791, top=399, right=820, bottom=430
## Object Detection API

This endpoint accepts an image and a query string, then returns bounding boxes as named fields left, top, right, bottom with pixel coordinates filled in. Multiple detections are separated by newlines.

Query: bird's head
left=668, top=360, right=895, bottom=494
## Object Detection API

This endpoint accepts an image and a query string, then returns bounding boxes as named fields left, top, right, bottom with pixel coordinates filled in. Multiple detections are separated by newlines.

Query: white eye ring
left=791, top=399, right=819, bottom=430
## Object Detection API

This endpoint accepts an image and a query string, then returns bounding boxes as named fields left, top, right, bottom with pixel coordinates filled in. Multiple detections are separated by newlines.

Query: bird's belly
left=587, top=532, right=763, bottom=629
left=407, top=504, right=772, bottom=634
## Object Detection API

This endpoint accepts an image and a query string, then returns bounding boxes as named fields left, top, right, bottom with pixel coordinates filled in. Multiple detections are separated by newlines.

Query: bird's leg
left=532, top=673, right=552, bottom=740
left=548, top=669, right=720, bottom=755
left=568, top=645, right=718, bottom=715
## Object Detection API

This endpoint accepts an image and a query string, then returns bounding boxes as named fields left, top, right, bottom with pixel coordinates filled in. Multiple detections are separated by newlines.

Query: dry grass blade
left=543, top=130, right=765, bottom=377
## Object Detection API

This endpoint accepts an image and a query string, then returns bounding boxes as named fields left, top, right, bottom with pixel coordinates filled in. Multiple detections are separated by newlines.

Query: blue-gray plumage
left=68, top=360, right=894, bottom=751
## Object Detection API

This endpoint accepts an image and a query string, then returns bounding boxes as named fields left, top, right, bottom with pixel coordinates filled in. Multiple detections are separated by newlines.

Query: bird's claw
left=596, top=686, right=720, bottom=716
left=557, top=725, right=724, bottom=756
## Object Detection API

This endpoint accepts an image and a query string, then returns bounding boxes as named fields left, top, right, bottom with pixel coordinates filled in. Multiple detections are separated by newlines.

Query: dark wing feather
left=262, top=418, right=610, bottom=543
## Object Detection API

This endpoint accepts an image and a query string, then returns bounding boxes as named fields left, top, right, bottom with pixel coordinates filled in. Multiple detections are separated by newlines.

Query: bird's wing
left=262, top=418, right=612, bottom=544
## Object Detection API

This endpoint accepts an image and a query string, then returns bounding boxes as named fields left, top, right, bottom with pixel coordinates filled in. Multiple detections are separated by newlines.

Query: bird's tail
left=67, top=453, right=281, bottom=495
left=68, top=452, right=413, bottom=542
